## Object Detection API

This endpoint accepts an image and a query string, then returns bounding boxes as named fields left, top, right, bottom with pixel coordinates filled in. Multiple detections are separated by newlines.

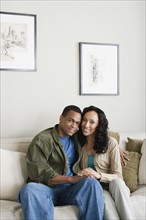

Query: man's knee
left=82, top=177, right=98, bottom=185
left=19, top=183, right=39, bottom=198
left=82, top=178, right=103, bottom=192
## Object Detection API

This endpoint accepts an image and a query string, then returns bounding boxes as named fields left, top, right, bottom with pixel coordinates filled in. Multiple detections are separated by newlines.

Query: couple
left=19, top=105, right=135, bottom=220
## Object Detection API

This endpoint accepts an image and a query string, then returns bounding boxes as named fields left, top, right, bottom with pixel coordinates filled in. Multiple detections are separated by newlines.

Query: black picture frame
left=79, top=42, right=119, bottom=95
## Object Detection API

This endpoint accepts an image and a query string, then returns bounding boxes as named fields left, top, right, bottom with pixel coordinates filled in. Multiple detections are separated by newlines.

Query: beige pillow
left=126, top=137, right=143, bottom=153
left=108, top=131, right=120, bottom=144
left=122, top=151, right=141, bottom=192
left=0, top=148, right=28, bottom=201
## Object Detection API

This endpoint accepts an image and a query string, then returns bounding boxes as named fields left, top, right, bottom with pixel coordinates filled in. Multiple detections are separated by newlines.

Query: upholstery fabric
left=122, top=151, right=141, bottom=192
left=138, top=139, right=146, bottom=184
left=0, top=148, right=28, bottom=201
left=0, top=135, right=145, bottom=220
left=0, top=200, right=78, bottom=220
left=108, top=131, right=120, bottom=144
left=0, top=200, right=22, bottom=220
left=130, top=185, right=146, bottom=220
left=126, top=137, right=143, bottom=153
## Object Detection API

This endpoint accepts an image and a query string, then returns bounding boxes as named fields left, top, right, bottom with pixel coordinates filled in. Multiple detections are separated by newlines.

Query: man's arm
left=119, top=148, right=130, bottom=166
left=48, top=175, right=86, bottom=185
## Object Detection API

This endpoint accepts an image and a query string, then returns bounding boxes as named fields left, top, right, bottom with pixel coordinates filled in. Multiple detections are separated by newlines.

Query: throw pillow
left=138, top=139, right=146, bottom=184
left=108, top=131, right=120, bottom=144
left=126, top=137, right=143, bottom=153
left=0, top=148, right=28, bottom=201
left=122, top=151, right=141, bottom=192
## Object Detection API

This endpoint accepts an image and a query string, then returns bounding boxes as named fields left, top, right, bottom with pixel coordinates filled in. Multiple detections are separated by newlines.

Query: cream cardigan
left=80, top=136, right=123, bottom=183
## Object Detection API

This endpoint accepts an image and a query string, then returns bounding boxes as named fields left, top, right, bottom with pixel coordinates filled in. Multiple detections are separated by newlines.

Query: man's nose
left=71, top=121, right=77, bottom=128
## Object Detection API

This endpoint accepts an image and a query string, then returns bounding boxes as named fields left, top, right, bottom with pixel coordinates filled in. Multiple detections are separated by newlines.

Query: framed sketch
left=0, top=11, right=37, bottom=71
left=79, top=42, right=119, bottom=95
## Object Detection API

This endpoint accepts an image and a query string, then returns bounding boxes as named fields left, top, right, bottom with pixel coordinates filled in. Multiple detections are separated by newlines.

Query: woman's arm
left=98, top=138, right=123, bottom=182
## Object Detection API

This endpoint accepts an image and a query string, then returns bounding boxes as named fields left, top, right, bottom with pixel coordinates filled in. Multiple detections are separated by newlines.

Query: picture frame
left=0, top=11, right=37, bottom=71
left=79, top=42, right=119, bottom=95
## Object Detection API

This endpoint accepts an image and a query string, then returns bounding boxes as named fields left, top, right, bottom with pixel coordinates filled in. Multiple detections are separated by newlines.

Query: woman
left=77, top=106, right=135, bottom=220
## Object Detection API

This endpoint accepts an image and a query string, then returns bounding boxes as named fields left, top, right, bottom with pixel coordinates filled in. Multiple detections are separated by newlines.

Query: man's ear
left=59, top=115, right=63, bottom=122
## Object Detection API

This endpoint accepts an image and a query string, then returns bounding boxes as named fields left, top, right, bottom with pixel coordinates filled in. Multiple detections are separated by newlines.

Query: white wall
left=1, top=1, right=145, bottom=138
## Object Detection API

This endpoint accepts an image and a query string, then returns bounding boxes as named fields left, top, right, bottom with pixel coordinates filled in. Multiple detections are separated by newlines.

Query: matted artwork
left=79, top=42, right=119, bottom=95
left=0, top=11, right=37, bottom=71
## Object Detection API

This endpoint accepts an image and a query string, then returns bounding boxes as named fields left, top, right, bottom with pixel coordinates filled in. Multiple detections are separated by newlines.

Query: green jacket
left=26, top=125, right=81, bottom=186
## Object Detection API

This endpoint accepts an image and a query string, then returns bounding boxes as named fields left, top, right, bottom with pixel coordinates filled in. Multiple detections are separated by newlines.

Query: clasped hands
left=78, top=167, right=101, bottom=180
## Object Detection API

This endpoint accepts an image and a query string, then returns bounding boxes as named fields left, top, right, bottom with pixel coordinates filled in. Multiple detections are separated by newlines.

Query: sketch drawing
left=91, top=55, right=98, bottom=82
left=1, top=22, right=27, bottom=61
left=89, top=54, right=105, bottom=87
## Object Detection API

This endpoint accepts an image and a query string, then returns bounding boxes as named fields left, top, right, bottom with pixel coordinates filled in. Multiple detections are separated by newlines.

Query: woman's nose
left=84, top=121, right=89, bottom=127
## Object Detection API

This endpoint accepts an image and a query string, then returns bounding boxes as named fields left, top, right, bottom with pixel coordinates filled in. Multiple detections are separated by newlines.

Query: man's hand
left=119, top=148, right=130, bottom=166
left=48, top=175, right=86, bottom=185
left=68, top=175, right=87, bottom=184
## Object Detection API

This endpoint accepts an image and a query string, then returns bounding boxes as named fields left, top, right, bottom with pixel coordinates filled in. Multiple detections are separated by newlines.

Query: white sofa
left=0, top=132, right=146, bottom=220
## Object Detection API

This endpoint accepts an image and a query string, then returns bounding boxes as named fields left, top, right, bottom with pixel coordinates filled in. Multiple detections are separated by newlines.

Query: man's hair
left=61, top=105, right=82, bottom=117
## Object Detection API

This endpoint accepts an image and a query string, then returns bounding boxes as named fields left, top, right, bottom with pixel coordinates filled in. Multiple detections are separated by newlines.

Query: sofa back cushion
left=126, top=137, right=143, bottom=153
left=0, top=148, right=28, bottom=201
left=1, top=138, right=31, bottom=153
left=108, top=131, right=120, bottom=144
left=138, top=139, right=146, bottom=184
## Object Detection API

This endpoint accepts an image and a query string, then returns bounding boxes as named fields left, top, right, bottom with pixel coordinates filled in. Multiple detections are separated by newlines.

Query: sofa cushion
left=122, top=151, right=141, bottom=192
left=0, top=200, right=78, bottom=220
left=138, top=139, right=146, bottom=184
left=0, top=200, right=22, bottom=220
left=126, top=137, right=143, bottom=153
left=130, top=185, right=146, bottom=220
left=0, top=148, right=28, bottom=201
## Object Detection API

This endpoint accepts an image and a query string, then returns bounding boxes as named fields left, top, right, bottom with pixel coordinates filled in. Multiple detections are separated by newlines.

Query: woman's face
left=81, top=110, right=99, bottom=137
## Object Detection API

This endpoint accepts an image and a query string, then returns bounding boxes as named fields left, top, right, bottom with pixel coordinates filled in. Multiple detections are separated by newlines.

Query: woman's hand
left=78, top=168, right=101, bottom=180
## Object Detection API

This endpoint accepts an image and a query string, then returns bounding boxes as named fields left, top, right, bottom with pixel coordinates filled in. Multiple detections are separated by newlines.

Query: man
left=18, top=105, right=104, bottom=220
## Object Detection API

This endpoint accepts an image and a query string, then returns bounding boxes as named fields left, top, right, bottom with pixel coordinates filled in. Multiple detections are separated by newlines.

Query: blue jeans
left=18, top=178, right=104, bottom=220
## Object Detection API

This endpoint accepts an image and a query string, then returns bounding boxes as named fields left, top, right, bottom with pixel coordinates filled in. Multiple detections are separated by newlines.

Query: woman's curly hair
left=78, top=106, right=109, bottom=153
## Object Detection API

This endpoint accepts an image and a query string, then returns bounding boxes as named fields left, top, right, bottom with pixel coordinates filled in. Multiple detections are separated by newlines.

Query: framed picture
left=0, top=11, right=37, bottom=71
left=79, top=42, right=119, bottom=95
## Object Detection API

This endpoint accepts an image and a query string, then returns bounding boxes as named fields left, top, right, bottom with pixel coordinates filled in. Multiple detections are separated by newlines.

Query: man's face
left=58, top=110, right=81, bottom=137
